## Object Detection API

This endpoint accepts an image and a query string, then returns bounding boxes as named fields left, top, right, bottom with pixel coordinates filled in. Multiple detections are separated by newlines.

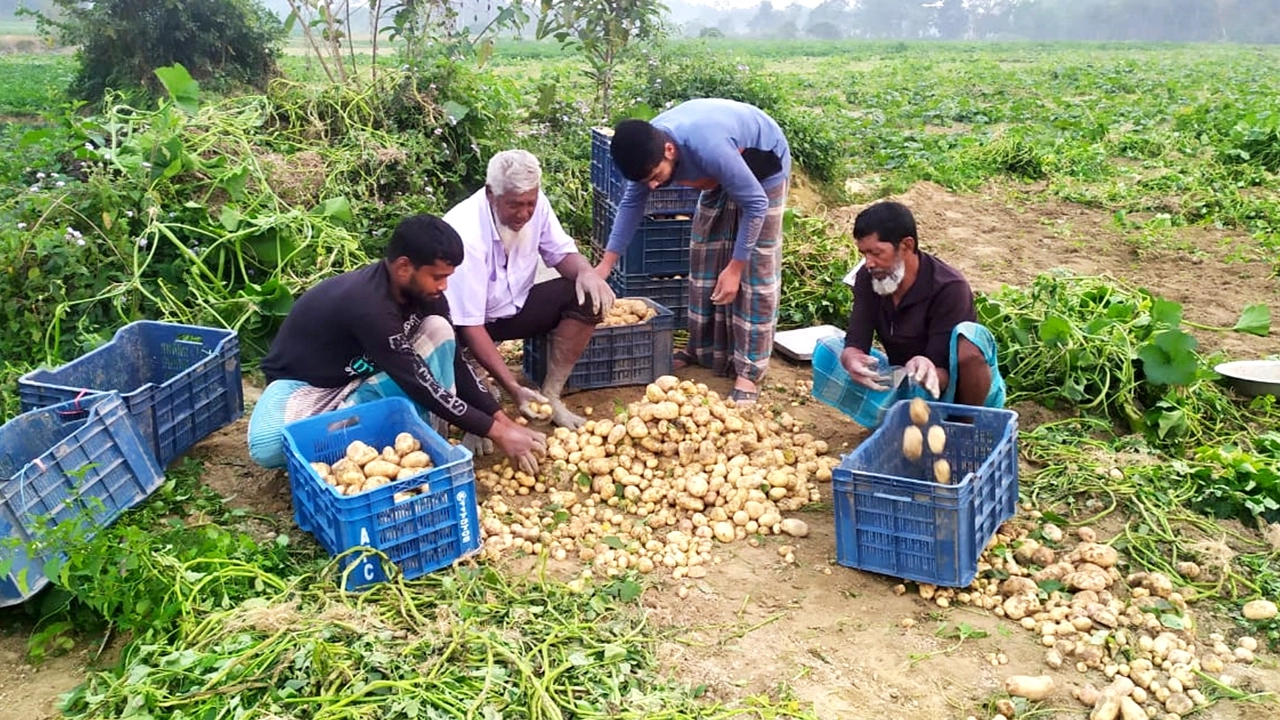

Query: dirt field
left=3, top=180, right=1278, bottom=720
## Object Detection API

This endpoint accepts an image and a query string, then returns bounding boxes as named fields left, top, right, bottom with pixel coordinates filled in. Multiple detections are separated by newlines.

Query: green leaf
left=219, top=207, right=241, bottom=232
left=602, top=644, right=627, bottom=663
left=154, top=64, right=200, bottom=115
left=1138, top=330, right=1198, bottom=386
left=19, top=128, right=54, bottom=147
left=1233, top=304, right=1271, bottom=337
left=1038, top=315, right=1073, bottom=345
left=442, top=100, right=470, bottom=124
left=1159, top=613, right=1187, bottom=630
left=1150, top=298, right=1183, bottom=328
left=602, top=536, right=625, bottom=550
left=567, top=651, right=591, bottom=667
left=615, top=578, right=642, bottom=602
left=311, top=196, right=352, bottom=223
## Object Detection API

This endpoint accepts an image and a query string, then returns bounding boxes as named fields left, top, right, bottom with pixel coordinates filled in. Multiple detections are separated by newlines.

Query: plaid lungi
left=687, top=179, right=788, bottom=384
left=246, top=315, right=460, bottom=468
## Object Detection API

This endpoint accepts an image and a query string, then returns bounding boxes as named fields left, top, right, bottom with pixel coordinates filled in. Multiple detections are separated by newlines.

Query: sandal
left=672, top=350, right=696, bottom=370
left=727, top=388, right=759, bottom=405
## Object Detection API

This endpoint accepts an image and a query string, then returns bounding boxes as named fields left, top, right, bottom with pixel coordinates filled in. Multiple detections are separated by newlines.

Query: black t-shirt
left=844, top=251, right=976, bottom=369
left=261, top=262, right=500, bottom=436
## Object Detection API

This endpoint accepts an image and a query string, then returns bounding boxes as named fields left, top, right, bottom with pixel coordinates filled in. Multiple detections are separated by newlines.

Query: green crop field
left=1, top=26, right=1280, bottom=720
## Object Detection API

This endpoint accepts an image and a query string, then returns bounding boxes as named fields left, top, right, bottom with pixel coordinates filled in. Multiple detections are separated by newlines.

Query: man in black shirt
left=247, top=214, right=547, bottom=473
left=841, top=201, right=1005, bottom=412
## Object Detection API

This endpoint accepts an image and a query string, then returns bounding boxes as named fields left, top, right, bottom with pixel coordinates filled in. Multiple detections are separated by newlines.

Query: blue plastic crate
left=811, top=336, right=909, bottom=428
left=281, top=398, right=481, bottom=590
left=607, top=272, right=688, bottom=331
left=1, top=392, right=165, bottom=607
left=591, top=189, right=692, bottom=277
left=591, top=127, right=702, bottom=215
left=523, top=298, right=675, bottom=392
left=18, top=321, right=244, bottom=468
left=832, top=400, right=1019, bottom=587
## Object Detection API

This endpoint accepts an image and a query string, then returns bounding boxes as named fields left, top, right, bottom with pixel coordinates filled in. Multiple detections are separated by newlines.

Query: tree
left=28, top=0, right=284, bottom=104
left=536, top=0, right=667, bottom=120
left=805, top=0, right=852, bottom=39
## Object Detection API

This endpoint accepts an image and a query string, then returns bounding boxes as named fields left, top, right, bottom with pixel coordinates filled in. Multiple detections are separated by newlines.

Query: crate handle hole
left=327, top=416, right=362, bottom=433
left=940, top=412, right=977, bottom=426
left=872, top=492, right=912, bottom=503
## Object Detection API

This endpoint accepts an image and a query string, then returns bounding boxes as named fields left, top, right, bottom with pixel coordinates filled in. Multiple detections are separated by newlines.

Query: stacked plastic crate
left=589, top=127, right=698, bottom=329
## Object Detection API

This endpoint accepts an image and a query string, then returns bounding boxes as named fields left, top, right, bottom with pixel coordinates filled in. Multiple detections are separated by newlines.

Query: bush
left=31, top=0, right=284, bottom=104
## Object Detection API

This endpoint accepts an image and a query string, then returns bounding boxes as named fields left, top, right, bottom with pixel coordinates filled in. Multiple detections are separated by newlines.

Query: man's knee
left=246, top=404, right=289, bottom=468
left=411, top=315, right=457, bottom=356
left=954, top=336, right=992, bottom=403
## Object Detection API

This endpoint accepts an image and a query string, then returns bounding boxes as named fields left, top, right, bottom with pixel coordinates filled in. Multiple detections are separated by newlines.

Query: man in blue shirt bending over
left=598, top=99, right=790, bottom=406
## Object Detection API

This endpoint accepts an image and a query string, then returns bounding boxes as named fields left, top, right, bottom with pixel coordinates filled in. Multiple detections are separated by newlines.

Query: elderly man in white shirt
left=443, top=150, right=615, bottom=431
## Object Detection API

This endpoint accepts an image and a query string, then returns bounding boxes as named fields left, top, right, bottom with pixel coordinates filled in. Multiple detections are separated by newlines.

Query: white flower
left=17, top=222, right=27, bottom=230
left=29, top=185, right=40, bottom=193
left=36, top=172, right=46, bottom=179
left=76, top=238, right=85, bottom=246
left=142, top=162, right=151, bottom=169
left=55, top=181, right=65, bottom=187
left=125, top=210, right=134, bottom=218
left=138, top=237, right=148, bottom=248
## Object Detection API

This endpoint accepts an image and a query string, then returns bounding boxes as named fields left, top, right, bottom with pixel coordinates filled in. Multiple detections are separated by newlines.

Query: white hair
left=486, top=149, right=542, bottom=197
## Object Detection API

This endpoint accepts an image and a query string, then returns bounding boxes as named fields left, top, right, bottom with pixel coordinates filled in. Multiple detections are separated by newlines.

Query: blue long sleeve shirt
left=605, top=99, right=791, bottom=263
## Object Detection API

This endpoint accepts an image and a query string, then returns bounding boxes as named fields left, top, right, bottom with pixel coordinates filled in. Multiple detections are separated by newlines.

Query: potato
left=364, top=459, right=401, bottom=480
left=338, top=468, right=365, bottom=487
left=1243, top=599, right=1278, bottom=620
left=902, top=425, right=924, bottom=461
left=1005, top=675, right=1055, bottom=701
left=345, top=440, right=379, bottom=466
left=927, top=425, right=946, bottom=454
left=380, top=446, right=401, bottom=465
left=1077, top=542, right=1119, bottom=568
left=397, top=467, right=426, bottom=481
left=310, top=461, right=332, bottom=478
left=394, top=432, right=420, bottom=456
left=933, top=458, right=951, bottom=484
left=400, top=450, right=432, bottom=469
left=909, top=397, right=930, bottom=426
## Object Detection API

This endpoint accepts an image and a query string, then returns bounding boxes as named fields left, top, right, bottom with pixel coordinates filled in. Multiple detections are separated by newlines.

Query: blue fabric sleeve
left=604, top=181, right=650, bottom=256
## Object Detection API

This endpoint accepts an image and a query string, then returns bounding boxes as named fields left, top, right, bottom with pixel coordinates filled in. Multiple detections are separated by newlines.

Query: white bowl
left=1214, top=360, right=1280, bottom=398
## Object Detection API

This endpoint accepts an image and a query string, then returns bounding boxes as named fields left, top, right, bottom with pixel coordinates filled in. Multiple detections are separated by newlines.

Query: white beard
left=496, top=220, right=533, bottom=255
left=871, top=257, right=906, bottom=296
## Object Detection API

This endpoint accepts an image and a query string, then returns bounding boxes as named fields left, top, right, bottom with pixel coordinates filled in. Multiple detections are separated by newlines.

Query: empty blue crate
left=607, top=272, right=688, bottom=331
left=832, top=400, right=1019, bottom=587
left=282, top=397, right=481, bottom=590
left=591, top=189, right=692, bottom=277
left=18, top=321, right=245, bottom=468
left=1, top=392, right=165, bottom=607
left=591, top=127, right=702, bottom=215
left=524, top=298, right=675, bottom=392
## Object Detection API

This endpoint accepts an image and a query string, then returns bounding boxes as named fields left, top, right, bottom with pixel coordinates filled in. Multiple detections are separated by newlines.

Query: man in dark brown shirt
left=841, top=201, right=1005, bottom=408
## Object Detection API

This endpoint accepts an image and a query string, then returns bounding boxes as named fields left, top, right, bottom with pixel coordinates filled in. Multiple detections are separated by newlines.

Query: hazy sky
left=691, top=0, right=825, bottom=8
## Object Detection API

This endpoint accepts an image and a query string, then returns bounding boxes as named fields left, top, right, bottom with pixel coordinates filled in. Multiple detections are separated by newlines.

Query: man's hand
left=903, top=355, right=941, bottom=399
left=489, top=417, right=547, bottom=475
left=513, top=386, right=551, bottom=420
left=575, top=270, right=616, bottom=315
left=840, top=347, right=890, bottom=391
left=710, top=263, right=743, bottom=305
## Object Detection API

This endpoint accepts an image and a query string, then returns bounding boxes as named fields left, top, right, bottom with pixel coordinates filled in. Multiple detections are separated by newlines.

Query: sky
left=688, top=1, right=825, bottom=8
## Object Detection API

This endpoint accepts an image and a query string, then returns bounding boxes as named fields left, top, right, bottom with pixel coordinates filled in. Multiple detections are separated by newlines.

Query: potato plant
left=474, top=375, right=836, bottom=581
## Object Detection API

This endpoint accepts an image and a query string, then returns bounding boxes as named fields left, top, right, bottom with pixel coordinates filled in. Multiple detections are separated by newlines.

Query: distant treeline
left=678, top=0, right=1280, bottom=45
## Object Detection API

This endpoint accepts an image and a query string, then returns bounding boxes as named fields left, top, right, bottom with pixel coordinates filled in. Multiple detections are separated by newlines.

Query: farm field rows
left=1, top=37, right=1280, bottom=720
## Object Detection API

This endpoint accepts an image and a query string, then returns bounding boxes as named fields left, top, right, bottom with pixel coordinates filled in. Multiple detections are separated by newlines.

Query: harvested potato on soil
left=902, top=425, right=924, bottom=461
left=473, top=379, right=837, bottom=579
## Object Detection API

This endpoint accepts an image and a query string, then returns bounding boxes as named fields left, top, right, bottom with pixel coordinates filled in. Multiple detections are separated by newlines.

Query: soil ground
left=3, top=180, right=1278, bottom=720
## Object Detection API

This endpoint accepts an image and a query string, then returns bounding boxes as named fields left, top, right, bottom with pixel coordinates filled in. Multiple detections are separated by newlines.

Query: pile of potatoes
left=598, top=297, right=658, bottom=327
left=901, top=397, right=952, bottom=484
left=906, top=513, right=1272, bottom=720
left=310, top=432, right=434, bottom=497
left=474, top=375, right=839, bottom=580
